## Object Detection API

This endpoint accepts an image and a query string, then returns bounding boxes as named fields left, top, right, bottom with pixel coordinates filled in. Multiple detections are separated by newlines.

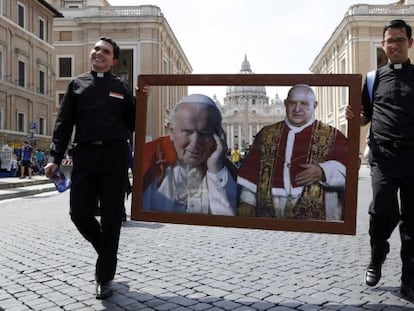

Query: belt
left=78, top=139, right=125, bottom=146
left=90, top=140, right=104, bottom=145
left=378, top=140, right=414, bottom=148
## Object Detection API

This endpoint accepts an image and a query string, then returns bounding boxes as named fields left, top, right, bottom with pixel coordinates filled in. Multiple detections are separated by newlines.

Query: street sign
left=29, top=122, right=36, bottom=133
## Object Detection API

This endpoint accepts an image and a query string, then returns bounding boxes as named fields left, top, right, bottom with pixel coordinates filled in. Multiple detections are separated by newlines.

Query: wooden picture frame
left=131, top=74, right=361, bottom=235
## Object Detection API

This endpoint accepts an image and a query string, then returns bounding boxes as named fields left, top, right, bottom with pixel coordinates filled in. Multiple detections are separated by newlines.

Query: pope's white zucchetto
left=174, top=93, right=222, bottom=122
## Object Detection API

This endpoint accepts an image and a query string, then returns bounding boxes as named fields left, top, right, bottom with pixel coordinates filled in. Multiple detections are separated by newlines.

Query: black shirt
left=51, top=70, right=135, bottom=165
left=362, top=60, right=414, bottom=144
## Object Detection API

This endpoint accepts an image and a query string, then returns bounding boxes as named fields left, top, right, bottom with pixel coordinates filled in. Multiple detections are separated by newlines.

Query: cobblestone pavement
left=0, top=167, right=413, bottom=310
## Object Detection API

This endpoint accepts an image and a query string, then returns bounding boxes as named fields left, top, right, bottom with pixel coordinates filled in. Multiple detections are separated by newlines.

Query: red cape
left=143, top=136, right=237, bottom=189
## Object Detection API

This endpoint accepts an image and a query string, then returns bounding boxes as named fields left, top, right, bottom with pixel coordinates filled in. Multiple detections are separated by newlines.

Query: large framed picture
left=131, top=74, right=361, bottom=235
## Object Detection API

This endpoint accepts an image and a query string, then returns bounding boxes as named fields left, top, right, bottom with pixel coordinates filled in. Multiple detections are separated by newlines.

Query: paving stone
left=0, top=168, right=413, bottom=310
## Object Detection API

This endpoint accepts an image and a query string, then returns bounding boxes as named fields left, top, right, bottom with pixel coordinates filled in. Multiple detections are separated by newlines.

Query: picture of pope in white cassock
left=141, top=94, right=238, bottom=216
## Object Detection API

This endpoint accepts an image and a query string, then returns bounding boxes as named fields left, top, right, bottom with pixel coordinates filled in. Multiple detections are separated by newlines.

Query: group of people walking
left=44, top=18, right=413, bottom=304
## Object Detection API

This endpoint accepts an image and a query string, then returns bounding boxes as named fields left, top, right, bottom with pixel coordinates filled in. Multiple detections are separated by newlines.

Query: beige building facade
left=49, top=0, right=192, bottom=143
left=0, top=0, right=62, bottom=150
left=5, top=0, right=414, bottom=159
left=309, top=1, right=414, bottom=153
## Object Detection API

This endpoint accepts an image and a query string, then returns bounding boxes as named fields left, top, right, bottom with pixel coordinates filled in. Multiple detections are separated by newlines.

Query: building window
left=17, top=112, right=25, bottom=132
left=0, top=108, right=4, bottom=129
left=0, top=50, right=3, bottom=80
left=64, top=0, right=85, bottom=8
left=57, top=92, right=65, bottom=107
left=340, top=58, right=346, bottom=73
left=39, top=18, right=45, bottom=40
left=18, top=60, right=25, bottom=87
left=38, top=70, right=45, bottom=94
left=38, top=117, right=45, bottom=135
left=328, top=87, right=334, bottom=114
left=59, top=31, right=72, bottom=41
left=58, top=57, right=72, bottom=78
left=18, top=3, right=25, bottom=28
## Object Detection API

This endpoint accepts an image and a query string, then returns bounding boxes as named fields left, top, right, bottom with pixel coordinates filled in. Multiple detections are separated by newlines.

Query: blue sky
left=108, top=0, right=394, bottom=100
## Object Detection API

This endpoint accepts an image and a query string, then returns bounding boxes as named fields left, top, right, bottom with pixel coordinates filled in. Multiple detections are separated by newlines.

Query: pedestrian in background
left=346, top=19, right=414, bottom=303
left=19, top=140, right=33, bottom=179
left=44, top=37, right=135, bottom=300
left=34, top=149, right=46, bottom=175
left=230, top=144, right=242, bottom=167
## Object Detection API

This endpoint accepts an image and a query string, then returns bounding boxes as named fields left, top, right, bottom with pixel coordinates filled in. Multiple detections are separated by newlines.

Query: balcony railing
left=61, top=5, right=163, bottom=19
left=347, top=4, right=414, bottom=16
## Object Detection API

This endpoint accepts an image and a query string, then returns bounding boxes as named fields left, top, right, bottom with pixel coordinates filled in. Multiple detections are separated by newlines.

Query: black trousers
left=69, top=141, right=129, bottom=283
left=368, top=144, right=414, bottom=287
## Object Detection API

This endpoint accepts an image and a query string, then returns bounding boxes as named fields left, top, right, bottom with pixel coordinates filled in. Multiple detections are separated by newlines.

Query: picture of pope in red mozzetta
left=237, top=84, right=347, bottom=221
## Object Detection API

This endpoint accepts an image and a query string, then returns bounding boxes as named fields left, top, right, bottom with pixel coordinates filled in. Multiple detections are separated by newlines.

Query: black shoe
left=96, top=281, right=113, bottom=299
left=365, top=242, right=390, bottom=287
left=365, top=264, right=382, bottom=286
left=401, top=283, right=414, bottom=303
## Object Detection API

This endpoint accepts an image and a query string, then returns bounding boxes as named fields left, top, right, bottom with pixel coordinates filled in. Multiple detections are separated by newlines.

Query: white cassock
left=143, top=162, right=237, bottom=216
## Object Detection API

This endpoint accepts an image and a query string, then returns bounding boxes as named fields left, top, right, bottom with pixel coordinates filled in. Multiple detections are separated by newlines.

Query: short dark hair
left=99, top=37, right=120, bottom=60
left=383, top=19, right=412, bottom=39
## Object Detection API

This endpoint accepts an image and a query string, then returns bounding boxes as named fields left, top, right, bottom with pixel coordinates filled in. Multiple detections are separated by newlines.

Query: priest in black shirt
left=45, top=37, right=135, bottom=300
left=347, top=19, right=414, bottom=303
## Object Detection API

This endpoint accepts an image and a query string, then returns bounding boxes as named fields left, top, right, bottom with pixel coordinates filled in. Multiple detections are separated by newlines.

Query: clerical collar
left=91, top=70, right=111, bottom=78
left=388, top=59, right=411, bottom=70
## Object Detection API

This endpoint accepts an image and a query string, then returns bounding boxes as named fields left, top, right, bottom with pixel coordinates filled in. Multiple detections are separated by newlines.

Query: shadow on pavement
left=122, top=220, right=164, bottom=229
left=99, top=281, right=414, bottom=311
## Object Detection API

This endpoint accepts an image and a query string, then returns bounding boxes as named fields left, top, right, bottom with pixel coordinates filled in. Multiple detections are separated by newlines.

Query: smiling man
left=45, top=38, right=135, bottom=300
left=346, top=19, right=414, bottom=303
left=142, top=94, right=237, bottom=215
left=237, top=84, right=348, bottom=220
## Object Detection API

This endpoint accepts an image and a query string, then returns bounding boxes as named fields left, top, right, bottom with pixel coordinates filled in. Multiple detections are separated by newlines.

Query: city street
left=0, top=166, right=413, bottom=310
